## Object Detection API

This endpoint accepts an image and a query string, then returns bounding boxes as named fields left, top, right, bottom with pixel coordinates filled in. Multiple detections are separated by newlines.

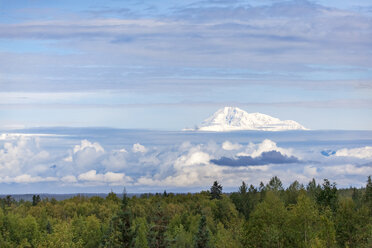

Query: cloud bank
left=335, top=146, right=372, bottom=159
left=0, top=131, right=370, bottom=191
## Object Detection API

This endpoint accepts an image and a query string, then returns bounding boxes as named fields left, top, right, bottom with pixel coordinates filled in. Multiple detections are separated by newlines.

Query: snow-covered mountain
left=187, top=107, right=307, bottom=132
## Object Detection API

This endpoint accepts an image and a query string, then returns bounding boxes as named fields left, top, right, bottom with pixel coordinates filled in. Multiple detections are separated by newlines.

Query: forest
left=0, top=176, right=371, bottom=248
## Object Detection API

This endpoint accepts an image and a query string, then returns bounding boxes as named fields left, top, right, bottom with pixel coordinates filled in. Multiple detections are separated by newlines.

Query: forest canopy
left=0, top=176, right=371, bottom=247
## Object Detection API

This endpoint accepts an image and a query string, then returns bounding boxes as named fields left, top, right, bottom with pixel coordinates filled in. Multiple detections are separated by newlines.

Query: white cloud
left=322, top=164, right=372, bottom=176
left=61, top=175, right=77, bottom=183
left=78, top=170, right=132, bottom=185
left=237, top=139, right=293, bottom=158
left=222, top=141, right=242, bottom=151
left=73, top=139, right=104, bottom=153
left=102, top=150, right=127, bottom=171
left=132, top=143, right=147, bottom=153
left=118, top=148, right=128, bottom=153
left=137, top=144, right=222, bottom=187
left=69, top=140, right=105, bottom=168
left=63, top=155, right=73, bottom=162
left=335, top=146, right=372, bottom=159
left=0, top=174, right=57, bottom=183
left=0, top=136, right=50, bottom=177
left=304, top=166, right=318, bottom=176
left=175, top=151, right=210, bottom=168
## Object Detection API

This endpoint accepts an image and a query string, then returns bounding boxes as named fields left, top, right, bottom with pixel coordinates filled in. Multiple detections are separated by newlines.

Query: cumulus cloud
left=1, top=130, right=370, bottom=190
left=137, top=144, right=221, bottom=187
left=0, top=135, right=51, bottom=177
left=175, top=151, right=210, bottom=167
left=222, top=141, right=242, bottom=151
left=73, top=139, right=104, bottom=153
left=78, top=170, right=132, bottom=185
left=335, top=146, right=372, bottom=159
left=0, top=174, right=57, bottom=183
left=211, top=150, right=300, bottom=166
left=237, top=139, right=294, bottom=158
left=101, top=149, right=128, bottom=171
left=132, top=143, right=147, bottom=153
left=66, top=140, right=105, bottom=168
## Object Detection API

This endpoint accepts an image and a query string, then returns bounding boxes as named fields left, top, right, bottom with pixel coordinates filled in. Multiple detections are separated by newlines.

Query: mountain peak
left=187, top=107, right=307, bottom=132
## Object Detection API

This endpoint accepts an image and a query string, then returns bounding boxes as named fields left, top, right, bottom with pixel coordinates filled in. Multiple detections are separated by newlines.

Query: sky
left=0, top=0, right=371, bottom=130
left=0, top=129, right=371, bottom=193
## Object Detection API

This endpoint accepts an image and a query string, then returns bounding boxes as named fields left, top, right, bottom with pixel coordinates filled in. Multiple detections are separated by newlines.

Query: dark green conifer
left=194, top=215, right=210, bottom=248
left=210, top=181, right=222, bottom=200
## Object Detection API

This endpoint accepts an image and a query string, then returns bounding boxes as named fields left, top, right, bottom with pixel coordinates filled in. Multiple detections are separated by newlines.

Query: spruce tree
left=118, top=189, right=133, bottom=246
left=102, top=189, right=133, bottom=247
left=365, top=175, right=372, bottom=213
left=210, top=181, right=222, bottom=200
left=194, top=215, right=210, bottom=248
left=267, top=176, right=283, bottom=191
left=317, top=179, right=338, bottom=212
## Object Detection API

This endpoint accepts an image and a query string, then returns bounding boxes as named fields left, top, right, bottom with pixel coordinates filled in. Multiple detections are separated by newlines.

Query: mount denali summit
left=186, top=107, right=308, bottom=132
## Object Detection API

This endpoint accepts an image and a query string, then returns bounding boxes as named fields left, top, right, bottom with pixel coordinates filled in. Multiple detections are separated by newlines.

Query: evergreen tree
left=149, top=202, right=168, bottom=248
left=317, top=179, right=338, bottom=211
left=232, top=181, right=249, bottom=219
left=102, top=188, right=133, bottom=247
left=267, top=176, right=283, bottom=191
left=352, top=187, right=363, bottom=208
left=259, top=182, right=266, bottom=201
left=118, top=189, right=133, bottom=246
left=194, top=215, right=210, bottom=248
left=238, top=181, right=247, bottom=194
left=32, top=195, right=41, bottom=206
left=210, top=181, right=222, bottom=200
left=364, top=175, right=372, bottom=213
left=284, top=180, right=302, bottom=205
left=46, top=221, right=52, bottom=234
left=307, top=178, right=320, bottom=201
left=231, top=181, right=257, bottom=220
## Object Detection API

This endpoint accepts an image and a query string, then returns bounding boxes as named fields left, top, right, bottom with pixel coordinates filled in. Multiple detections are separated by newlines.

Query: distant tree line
left=0, top=176, right=371, bottom=247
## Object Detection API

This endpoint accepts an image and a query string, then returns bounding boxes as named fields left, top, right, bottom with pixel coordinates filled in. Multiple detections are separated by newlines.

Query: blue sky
left=0, top=0, right=372, bottom=130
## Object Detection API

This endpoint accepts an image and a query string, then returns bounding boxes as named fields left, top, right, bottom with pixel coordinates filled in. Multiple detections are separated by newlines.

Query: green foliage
left=133, top=218, right=149, bottom=248
left=213, top=222, right=242, bottom=248
left=267, top=176, right=284, bottom=191
left=317, top=179, right=338, bottom=211
left=210, top=181, right=223, bottom=200
left=32, top=195, right=41, bottom=206
left=244, top=191, right=287, bottom=247
left=230, top=182, right=258, bottom=220
left=365, top=176, right=372, bottom=214
left=287, top=192, right=336, bottom=247
left=194, top=215, right=210, bottom=248
left=165, top=223, right=192, bottom=248
left=0, top=176, right=371, bottom=247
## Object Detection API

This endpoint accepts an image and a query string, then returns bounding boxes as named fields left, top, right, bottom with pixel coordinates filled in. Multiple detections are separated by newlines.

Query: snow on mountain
left=187, top=107, right=307, bottom=132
